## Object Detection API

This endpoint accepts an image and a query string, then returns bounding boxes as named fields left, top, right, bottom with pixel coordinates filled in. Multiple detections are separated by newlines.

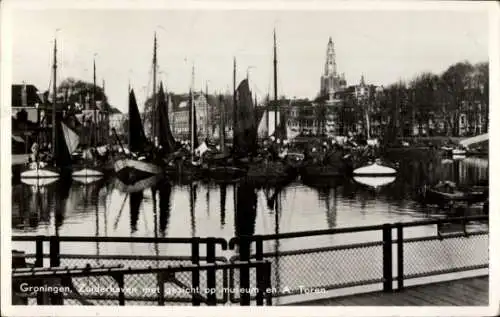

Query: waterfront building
left=170, top=92, right=212, bottom=140
left=11, top=84, right=44, bottom=124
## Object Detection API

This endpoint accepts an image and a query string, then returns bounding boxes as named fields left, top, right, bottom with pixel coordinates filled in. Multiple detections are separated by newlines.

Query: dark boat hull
left=246, top=161, right=295, bottom=187
left=423, top=187, right=488, bottom=206
left=207, top=166, right=247, bottom=182
left=300, top=164, right=346, bottom=181
left=114, top=158, right=162, bottom=185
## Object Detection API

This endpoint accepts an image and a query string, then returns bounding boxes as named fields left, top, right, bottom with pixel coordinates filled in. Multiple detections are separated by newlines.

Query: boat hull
left=353, top=163, right=397, bottom=176
left=353, top=176, right=396, bottom=188
left=208, top=166, right=247, bottom=182
left=72, top=167, right=104, bottom=178
left=114, top=159, right=162, bottom=185
left=246, top=161, right=295, bottom=186
left=20, top=165, right=60, bottom=179
left=114, top=174, right=163, bottom=193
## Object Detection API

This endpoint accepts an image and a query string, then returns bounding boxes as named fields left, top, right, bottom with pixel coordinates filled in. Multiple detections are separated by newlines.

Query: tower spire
left=324, top=36, right=336, bottom=76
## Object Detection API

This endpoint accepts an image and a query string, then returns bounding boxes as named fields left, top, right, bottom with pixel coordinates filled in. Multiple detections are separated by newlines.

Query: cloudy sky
left=7, top=2, right=490, bottom=112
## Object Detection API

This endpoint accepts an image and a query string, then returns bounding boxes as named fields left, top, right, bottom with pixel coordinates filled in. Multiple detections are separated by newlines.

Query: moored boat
left=353, top=176, right=396, bottom=188
left=114, top=89, right=162, bottom=184
left=353, top=159, right=397, bottom=176
left=421, top=181, right=488, bottom=206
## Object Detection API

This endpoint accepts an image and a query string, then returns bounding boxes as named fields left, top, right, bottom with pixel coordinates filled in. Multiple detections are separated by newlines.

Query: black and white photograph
left=1, top=0, right=499, bottom=316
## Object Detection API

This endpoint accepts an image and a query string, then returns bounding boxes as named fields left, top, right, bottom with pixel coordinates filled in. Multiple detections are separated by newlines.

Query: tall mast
left=191, top=65, right=195, bottom=160
left=219, top=94, right=225, bottom=152
left=205, top=82, right=209, bottom=138
left=93, top=57, right=97, bottom=145
left=152, top=32, right=157, bottom=142
left=273, top=29, right=278, bottom=136
left=52, top=38, right=57, bottom=157
left=233, top=58, right=237, bottom=140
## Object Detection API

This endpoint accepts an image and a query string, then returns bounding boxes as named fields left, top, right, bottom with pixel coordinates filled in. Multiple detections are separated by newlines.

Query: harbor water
left=11, top=155, right=489, bottom=304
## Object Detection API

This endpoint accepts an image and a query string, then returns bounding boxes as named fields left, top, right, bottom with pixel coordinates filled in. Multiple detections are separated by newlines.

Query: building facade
left=170, top=92, right=212, bottom=140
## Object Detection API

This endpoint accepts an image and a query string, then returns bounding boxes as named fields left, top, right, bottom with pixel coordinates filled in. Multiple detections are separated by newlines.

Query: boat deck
left=289, top=276, right=488, bottom=306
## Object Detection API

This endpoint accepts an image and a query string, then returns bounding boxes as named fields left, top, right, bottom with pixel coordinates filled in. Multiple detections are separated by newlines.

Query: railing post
left=206, top=237, right=217, bottom=306
left=382, top=224, right=393, bottom=292
left=157, top=272, right=165, bottom=306
left=117, top=273, right=125, bottom=306
left=191, top=237, right=201, bottom=306
left=255, top=236, right=264, bottom=306
left=239, top=236, right=251, bottom=306
left=35, top=236, right=44, bottom=267
left=49, top=236, right=63, bottom=305
left=264, top=261, right=272, bottom=306
left=49, top=236, right=60, bottom=267
left=35, top=236, right=44, bottom=305
left=396, top=223, right=404, bottom=291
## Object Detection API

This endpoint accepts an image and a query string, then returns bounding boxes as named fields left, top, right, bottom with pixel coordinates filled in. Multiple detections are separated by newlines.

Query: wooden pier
left=291, top=276, right=488, bottom=306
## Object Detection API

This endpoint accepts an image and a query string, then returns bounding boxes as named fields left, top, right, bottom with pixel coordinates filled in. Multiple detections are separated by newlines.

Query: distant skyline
left=8, top=5, right=489, bottom=112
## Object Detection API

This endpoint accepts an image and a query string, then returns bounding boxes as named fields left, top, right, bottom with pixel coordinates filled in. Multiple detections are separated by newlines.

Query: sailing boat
left=155, top=82, right=177, bottom=173
left=21, top=38, right=80, bottom=185
left=175, top=69, right=203, bottom=180
left=113, top=89, right=162, bottom=185
left=246, top=30, right=295, bottom=187
left=205, top=91, right=247, bottom=182
left=72, top=58, right=106, bottom=182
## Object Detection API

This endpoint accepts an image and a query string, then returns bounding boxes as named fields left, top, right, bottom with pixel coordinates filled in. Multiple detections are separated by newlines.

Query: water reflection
left=235, top=183, right=258, bottom=238
left=157, top=181, right=172, bottom=237
left=220, top=184, right=227, bottom=229
left=129, top=191, right=143, bottom=234
left=11, top=155, right=488, bottom=240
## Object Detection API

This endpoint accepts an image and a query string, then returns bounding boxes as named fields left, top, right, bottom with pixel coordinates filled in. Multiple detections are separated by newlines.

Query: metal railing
left=227, top=215, right=488, bottom=301
left=13, top=261, right=272, bottom=306
left=12, top=215, right=488, bottom=305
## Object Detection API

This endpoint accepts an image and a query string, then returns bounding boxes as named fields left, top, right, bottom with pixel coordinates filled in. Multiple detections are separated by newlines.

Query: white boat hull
left=20, top=177, right=59, bottom=187
left=20, top=168, right=59, bottom=179
left=72, top=168, right=104, bottom=178
left=353, top=163, right=396, bottom=176
left=72, top=176, right=103, bottom=185
left=354, top=176, right=396, bottom=188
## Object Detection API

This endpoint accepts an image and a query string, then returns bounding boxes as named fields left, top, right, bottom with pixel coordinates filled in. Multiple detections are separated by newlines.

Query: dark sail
left=233, top=79, right=257, bottom=156
left=156, top=83, right=176, bottom=153
left=128, top=89, right=148, bottom=153
left=188, top=91, right=199, bottom=149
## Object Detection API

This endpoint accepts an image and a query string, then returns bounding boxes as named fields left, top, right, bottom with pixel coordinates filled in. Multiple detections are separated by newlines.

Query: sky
left=8, top=5, right=489, bottom=113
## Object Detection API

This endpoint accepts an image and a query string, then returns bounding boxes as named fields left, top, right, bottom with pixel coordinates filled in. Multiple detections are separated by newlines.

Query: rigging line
left=113, top=193, right=129, bottom=230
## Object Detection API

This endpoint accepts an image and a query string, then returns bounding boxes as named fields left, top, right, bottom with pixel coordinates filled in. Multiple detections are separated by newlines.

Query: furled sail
left=233, top=79, right=257, bottom=156
left=128, top=89, right=148, bottom=153
left=156, top=83, right=176, bottom=154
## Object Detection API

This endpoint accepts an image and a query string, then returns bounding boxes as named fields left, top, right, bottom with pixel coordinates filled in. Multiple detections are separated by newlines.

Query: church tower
left=324, top=37, right=337, bottom=77
left=320, top=37, right=344, bottom=98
